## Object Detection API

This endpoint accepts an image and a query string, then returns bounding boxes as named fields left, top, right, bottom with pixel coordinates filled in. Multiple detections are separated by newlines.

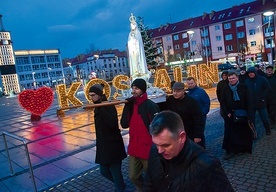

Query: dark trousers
left=198, top=115, right=207, bottom=148
left=100, top=161, right=125, bottom=192
left=253, top=107, right=270, bottom=132
left=267, top=104, right=276, bottom=128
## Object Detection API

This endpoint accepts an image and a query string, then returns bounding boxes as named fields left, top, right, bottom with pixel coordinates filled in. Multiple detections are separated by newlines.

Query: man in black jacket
left=159, top=82, right=205, bottom=148
left=265, top=65, right=276, bottom=129
left=89, top=84, right=127, bottom=191
left=144, top=111, right=234, bottom=192
left=245, top=67, right=271, bottom=135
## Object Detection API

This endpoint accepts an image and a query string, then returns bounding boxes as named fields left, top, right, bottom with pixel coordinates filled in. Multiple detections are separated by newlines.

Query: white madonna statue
left=127, top=13, right=151, bottom=81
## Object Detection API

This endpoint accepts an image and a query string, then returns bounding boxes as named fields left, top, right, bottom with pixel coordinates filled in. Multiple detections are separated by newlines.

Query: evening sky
left=0, top=0, right=253, bottom=59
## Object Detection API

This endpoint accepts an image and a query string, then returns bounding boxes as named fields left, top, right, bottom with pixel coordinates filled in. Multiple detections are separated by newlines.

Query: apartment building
left=63, top=49, right=129, bottom=85
left=0, top=15, right=20, bottom=95
left=149, top=0, right=276, bottom=67
left=14, top=49, right=64, bottom=90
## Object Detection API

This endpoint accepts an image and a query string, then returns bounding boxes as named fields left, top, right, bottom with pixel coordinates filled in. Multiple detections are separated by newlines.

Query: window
left=166, top=36, right=171, bottom=41
left=225, top=34, right=233, bottom=40
left=202, top=38, right=210, bottom=46
left=173, top=35, right=179, bottom=41
left=249, top=29, right=256, bottom=35
left=182, top=33, right=188, bottom=38
left=191, top=40, right=196, bottom=46
left=32, top=64, right=39, bottom=70
left=215, top=25, right=220, bottom=31
left=239, top=9, right=244, bottom=14
left=183, top=43, right=189, bottom=48
left=16, top=57, right=30, bottom=65
left=17, top=66, right=23, bottom=72
left=201, top=29, right=208, bottom=36
left=224, top=23, right=231, bottom=29
left=236, top=20, right=244, bottom=27
left=167, top=46, right=172, bottom=50
left=217, top=46, right=223, bottom=51
left=40, top=64, right=47, bottom=70
left=174, top=44, right=180, bottom=50
left=226, top=45, right=233, bottom=51
left=237, top=32, right=245, bottom=38
left=47, top=55, right=59, bottom=62
left=250, top=41, right=256, bottom=46
left=248, top=18, right=254, bottom=23
left=216, top=36, right=222, bottom=41
left=19, top=75, right=25, bottom=81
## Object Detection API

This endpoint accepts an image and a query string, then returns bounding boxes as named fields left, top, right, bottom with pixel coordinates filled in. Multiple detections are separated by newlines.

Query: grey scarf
left=229, top=81, right=240, bottom=101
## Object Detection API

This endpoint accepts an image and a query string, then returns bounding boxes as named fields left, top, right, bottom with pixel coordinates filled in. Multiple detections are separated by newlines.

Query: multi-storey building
left=0, top=15, right=20, bottom=95
left=149, top=0, right=276, bottom=67
left=14, top=49, right=64, bottom=90
left=63, top=49, right=129, bottom=85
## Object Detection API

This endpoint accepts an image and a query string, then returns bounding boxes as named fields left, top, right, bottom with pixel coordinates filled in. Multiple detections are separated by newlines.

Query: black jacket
left=161, top=94, right=204, bottom=140
left=216, top=79, right=228, bottom=103
left=94, top=97, right=127, bottom=164
left=245, top=74, right=271, bottom=109
left=144, top=139, right=234, bottom=192
left=265, top=75, right=276, bottom=105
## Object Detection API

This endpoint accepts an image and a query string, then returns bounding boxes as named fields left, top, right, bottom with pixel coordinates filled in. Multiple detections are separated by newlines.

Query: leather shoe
left=223, top=152, right=235, bottom=160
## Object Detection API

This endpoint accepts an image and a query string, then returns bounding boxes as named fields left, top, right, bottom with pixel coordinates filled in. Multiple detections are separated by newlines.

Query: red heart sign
left=18, top=87, right=54, bottom=116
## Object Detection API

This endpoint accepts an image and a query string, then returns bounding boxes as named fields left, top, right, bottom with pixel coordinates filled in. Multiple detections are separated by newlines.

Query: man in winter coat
left=221, top=71, right=255, bottom=160
left=144, top=111, right=234, bottom=192
left=89, top=84, right=127, bottom=192
left=216, top=71, right=229, bottom=119
left=265, top=65, right=276, bottom=129
left=160, top=82, right=205, bottom=148
left=120, top=78, right=160, bottom=191
left=245, top=67, right=271, bottom=135
left=186, top=77, right=210, bottom=148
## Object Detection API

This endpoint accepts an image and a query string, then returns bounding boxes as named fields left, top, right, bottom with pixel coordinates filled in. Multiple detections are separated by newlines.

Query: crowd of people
left=87, top=63, right=275, bottom=191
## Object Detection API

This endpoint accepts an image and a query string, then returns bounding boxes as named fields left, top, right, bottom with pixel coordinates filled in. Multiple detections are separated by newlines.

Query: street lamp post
left=94, top=54, right=100, bottom=77
left=67, top=62, right=74, bottom=84
left=32, top=72, right=36, bottom=89
left=48, top=68, right=52, bottom=87
left=187, top=30, right=195, bottom=64
left=263, top=11, right=274, bottom=64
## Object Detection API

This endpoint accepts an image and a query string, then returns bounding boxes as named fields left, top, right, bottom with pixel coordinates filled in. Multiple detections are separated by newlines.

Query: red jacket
left=124, top=93, right=159, bottom=159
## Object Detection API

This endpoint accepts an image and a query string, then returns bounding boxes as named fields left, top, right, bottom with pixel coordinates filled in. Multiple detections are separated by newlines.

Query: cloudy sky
left=1, top=0, right=253, bottom=59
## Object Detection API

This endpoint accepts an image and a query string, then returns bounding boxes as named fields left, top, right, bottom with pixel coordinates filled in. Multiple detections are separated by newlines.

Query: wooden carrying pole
left=56, top=100, right=128, bottom=117
left=83, top=100, right=128, bottom=109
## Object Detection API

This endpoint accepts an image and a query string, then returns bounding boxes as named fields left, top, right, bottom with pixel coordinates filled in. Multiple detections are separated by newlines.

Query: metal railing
left=2, top=131, right=37, bottom=192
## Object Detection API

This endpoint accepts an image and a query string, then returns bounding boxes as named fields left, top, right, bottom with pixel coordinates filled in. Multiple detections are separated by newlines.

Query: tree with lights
left=137, top=16, right=159, bottom=69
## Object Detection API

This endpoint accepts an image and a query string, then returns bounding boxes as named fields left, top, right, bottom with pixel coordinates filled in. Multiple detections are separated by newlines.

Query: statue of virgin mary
left=127, top=13, right=151, bottom=81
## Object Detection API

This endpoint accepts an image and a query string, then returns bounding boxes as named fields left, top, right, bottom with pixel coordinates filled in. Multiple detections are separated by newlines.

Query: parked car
left=218, top=63, right=237, bottom=71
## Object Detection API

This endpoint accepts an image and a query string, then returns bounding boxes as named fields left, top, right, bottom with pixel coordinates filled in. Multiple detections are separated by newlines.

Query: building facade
left=14, top=49, right=64, bottom=90
left=149, top=0, right=276, bottom=67
left=63, top=49, right=129, bottom=85
left=0, top=15, right=20, bottom=95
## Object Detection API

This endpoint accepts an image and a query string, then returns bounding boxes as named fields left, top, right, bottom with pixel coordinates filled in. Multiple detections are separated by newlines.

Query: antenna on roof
left=0, top=15, right=5, bottom=31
